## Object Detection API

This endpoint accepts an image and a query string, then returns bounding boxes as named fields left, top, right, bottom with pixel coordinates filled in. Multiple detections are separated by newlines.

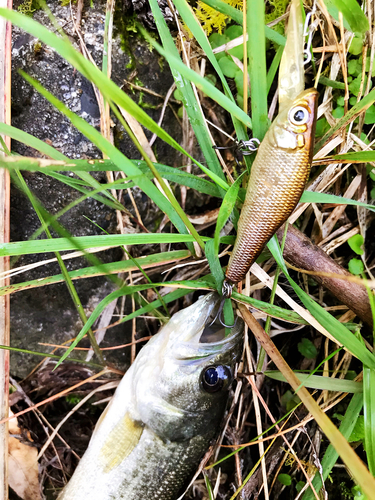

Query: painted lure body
left=224, top=0, right=318, bottom=286
left=225, top=88, right=318, bottom=285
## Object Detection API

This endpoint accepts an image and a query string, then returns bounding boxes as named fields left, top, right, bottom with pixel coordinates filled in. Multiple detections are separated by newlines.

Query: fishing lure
left=223, top=0, right=318, bottom=293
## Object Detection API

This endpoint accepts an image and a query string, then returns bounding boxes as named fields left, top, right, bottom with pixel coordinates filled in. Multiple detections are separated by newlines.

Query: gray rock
left=10, top=0, right=181, bottom=377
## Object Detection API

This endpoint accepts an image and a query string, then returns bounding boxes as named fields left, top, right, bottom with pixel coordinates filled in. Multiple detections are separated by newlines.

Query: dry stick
left=0, top=2, right=11, bottom=499
left=275, top=224, right=373, bottom=326
left=238, top=304, right=375, bottom=499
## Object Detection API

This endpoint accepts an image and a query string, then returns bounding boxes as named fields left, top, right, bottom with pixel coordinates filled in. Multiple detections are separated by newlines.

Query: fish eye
left=201, top=365, right=230, bottom=393
left=289, top=106, right=309, bottom=126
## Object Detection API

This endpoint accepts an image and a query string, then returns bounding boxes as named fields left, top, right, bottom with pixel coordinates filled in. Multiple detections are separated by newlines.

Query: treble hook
left=303, top=1, right=317, bottom=65
left=209, top=281, right=237, bottom=328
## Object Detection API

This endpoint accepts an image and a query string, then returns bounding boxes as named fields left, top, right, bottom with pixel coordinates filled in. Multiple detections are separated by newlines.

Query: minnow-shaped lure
left=225, top=88, right=318, bottom=285
left=224, top=0, right=318, bottom=287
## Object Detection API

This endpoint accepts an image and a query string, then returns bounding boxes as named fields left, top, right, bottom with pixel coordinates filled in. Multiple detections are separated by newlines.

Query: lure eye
left=201, top=365, right=230, bottom=393
left=289, top=106, right=309, bottom=126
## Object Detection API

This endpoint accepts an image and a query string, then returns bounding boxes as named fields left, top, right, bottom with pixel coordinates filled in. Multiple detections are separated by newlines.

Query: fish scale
left=58, top=293, right=244, bottom=500
left=225, top=88, right=318, bottom=285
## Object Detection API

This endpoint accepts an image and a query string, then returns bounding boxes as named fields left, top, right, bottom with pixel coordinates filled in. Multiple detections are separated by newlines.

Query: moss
left=195, top=0, right=243, bottom=35
left=113, top=5, right=139, bottom=71
left=18, top=0, right=39, bottom=15
left=195, top=0, right=289, bottom=36
left=265, top=0, right=289, bottom=35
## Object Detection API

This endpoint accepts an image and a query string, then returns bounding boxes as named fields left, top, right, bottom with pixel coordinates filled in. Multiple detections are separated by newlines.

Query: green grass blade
left=247, top=0, right=269, bottom=140
left=0, top=155, right=223, bottom=197
left=214, top=176, right=241, bottom=254
left=267, top=45, right=284, bottom=95
left=170, top=0, right=249, bottom=147
left=149, top=0, right=226, bottom=184
left=13, top=170, right=104, bottom=364
left=267, top=236, right=375, bottom=370
left=0, top=344, right=103, bottom=369
left=19, top=71, right=196, bottom=251
left=318, top=76, right=345, bottom=90
left=364, top=366, right=375, bottom=475
left=327, top=150, right=375, bottom=163
left=139, top=27, right=252, bottom=129
left=300, top=191, right=375, bottom=211
left=265, top=371, right=363, bottom=393
left=0, top=251, right=191, bottom=296
left=0, top=234, right=215, bottom=256
left=232, top=291, right=307, bottom=324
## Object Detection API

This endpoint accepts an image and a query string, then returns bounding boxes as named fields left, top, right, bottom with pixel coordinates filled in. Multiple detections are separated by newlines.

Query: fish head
left=269, top=88, right=318, bottom=153
left=132, top=292, right=244, bottom=442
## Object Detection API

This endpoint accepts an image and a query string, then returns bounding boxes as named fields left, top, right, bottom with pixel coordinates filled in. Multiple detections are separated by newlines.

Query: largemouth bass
left=225, top=88, right=318, bottom=285
left=58, top=293, right=243, bottom=500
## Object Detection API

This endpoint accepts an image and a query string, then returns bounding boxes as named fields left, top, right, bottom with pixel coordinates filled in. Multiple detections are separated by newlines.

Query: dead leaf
left=8, top=410, right=41, bottom=500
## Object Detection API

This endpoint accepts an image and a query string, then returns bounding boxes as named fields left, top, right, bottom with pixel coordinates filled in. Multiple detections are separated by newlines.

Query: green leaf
left=298, top=338, right=318, bottom=359
left=348, top=59, right=361, bottom=76
left=324, top=0, right=369, bottom=35
left=349, top=36, right=364, bottom=55
left=209, top=32, right=229, bottom=49
left=349, top=258, right=365, bottom=275
left=315, top=117, right=330, bottom=138
left=349, top=74, right=371, bottom=97
left=296, top=482, right=305, bottom=493
left=214, top=176, right=241, bottom=254
left=348, top=234, right=365, bottom=255
left=218, top=56, right=239, bottom=78
left=332, top=106, right=345, bottom=119
left=225, top=25, right=244, bottom=60
left=278, top=474, right=292, bottom=486
left=365, top=105, right=375, bottom=125
left=349, top=415, right=365, bottom=443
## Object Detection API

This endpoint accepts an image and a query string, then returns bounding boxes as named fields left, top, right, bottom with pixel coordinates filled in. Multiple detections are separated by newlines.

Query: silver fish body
left=58, top=293, right=243, bottom=500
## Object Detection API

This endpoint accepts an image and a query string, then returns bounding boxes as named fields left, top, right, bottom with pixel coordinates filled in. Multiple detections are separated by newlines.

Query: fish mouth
left=173, top=292, right=244, bottom=361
